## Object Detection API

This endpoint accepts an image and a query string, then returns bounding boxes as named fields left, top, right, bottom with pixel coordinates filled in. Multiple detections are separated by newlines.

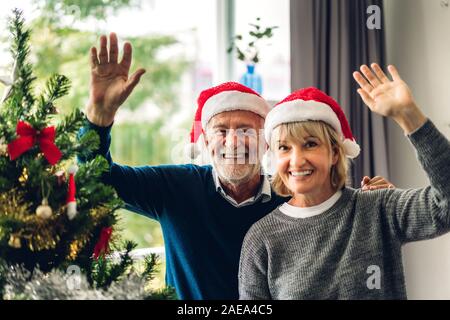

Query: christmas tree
left=0, top=9, right=175, bottom=300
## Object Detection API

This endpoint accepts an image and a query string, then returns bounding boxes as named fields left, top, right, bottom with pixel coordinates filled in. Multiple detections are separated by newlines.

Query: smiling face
left=204, top=110, right=265, bottom=185
left=271, top=121, right=346, bottom=201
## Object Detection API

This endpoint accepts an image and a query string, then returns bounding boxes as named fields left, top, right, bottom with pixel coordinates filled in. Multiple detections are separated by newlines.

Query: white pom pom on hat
left=66, top=164, right=79, bottom=220
left=264, top=87, right=361, bottom=159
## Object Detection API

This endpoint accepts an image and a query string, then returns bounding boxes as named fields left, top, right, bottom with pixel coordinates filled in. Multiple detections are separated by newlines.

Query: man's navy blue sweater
left=78, top=120, right=286, bottom=299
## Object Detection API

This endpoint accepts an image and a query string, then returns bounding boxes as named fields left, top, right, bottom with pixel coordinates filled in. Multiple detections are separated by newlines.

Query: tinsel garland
left=0, top=190, right=112, bottom=259
left=2, top=265, right=154, bottom=300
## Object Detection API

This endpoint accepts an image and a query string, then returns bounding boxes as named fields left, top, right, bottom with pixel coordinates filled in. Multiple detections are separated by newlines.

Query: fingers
left=367, top=176, right=384, bottom=184
left=353, top=71, right=373, bottom=93
left=109, top=32, right=119, bottom=64
left=120, top=42, right=133, bottom=72
left=362, top=176, right=380, bottom=189
left=362, top=175, right=396, bottom=191
left=123, top=68, right=146, bottom=96
left=360, top=176, right=370, bottom=187
left=90, top=47, right=99, bottom=68
left=388, top=65, right=402, bottom=81
left=360, top=65, right=381, bottom=87
left=362, top=184, right=395, bottom=191
left=98, top=35, right=108, bottom=65
left=371, top=63, right=390, bottom=83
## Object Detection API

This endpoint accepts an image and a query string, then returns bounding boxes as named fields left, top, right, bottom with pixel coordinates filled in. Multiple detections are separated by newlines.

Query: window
left=233, top=0, right=291, bottom=101
left=0, top=0, right=292, bottom=287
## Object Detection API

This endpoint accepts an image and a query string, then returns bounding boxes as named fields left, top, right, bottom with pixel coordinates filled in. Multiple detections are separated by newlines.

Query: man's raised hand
left=86, top=32, right=146, bottom=127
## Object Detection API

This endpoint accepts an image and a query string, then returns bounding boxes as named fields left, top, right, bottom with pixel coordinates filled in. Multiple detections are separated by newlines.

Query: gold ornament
left=18, top=167, right=29, bottom=185
left=0, top=190, right=31, bottom=218
left=68, top=240, right=84, bottom=261
left=8, top=234, right=21, bottom=248
left=0, top=191, right=60, bottom=252
left=36, top=198, right=52, bottom=219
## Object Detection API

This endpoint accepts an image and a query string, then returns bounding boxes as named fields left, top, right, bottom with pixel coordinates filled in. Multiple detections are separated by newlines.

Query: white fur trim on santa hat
left=201, top=90, right=270, bottom=129
left=265, top=99, right=361, bottom=158
left=265, top=99, right=343, bottom=143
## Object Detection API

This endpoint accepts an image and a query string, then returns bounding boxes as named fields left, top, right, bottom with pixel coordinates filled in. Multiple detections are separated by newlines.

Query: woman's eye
left=278, top=145, right=288, bottom=151
left=305, top=141, right=318, bottom=148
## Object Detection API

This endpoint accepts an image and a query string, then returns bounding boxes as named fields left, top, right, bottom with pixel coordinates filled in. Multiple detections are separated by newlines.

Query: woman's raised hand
left=353, top=63, right=426, bottom=134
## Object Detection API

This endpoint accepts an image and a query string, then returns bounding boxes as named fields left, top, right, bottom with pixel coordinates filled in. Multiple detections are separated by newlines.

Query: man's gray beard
left=213, top=161, right=262, bottom=186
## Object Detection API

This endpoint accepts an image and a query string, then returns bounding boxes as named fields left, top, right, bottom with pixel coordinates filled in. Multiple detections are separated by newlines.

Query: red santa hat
left=186, top=82, right=271, bottom=159
left=264, top=87, right=360, bottom=159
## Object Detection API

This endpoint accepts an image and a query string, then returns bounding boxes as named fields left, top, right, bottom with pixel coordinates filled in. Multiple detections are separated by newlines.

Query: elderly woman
left=238, top=64, right=450, bottom=300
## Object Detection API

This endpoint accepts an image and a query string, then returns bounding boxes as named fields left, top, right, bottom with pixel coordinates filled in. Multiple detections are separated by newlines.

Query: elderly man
left=79, top=33, right=392, bottom=299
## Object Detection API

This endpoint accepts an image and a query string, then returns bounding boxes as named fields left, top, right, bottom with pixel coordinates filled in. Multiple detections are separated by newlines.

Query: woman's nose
left=290, top=147, right=306, bottom=167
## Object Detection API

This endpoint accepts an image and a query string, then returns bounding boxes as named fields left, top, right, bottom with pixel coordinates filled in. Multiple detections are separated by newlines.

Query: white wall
left=384, top=0, right=450, bottom=299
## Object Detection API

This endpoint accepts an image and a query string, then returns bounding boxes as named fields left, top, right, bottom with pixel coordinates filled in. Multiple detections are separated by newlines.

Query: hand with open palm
left=86, top=33, right=146, bottom=127
left=353, top=63, right=426, bottom=134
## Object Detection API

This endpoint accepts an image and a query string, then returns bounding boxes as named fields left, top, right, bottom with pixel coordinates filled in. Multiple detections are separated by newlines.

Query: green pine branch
left=90, top=240, right=136, bottom=289
left=35, top=74, right=71, bottom=120
left=55, top=109, right=96, bottom=162
left=145, top=287, right=177, bottom=300
left=142, top=253, right=159, bottom=282
left=9, top=9, right=36, bottom=115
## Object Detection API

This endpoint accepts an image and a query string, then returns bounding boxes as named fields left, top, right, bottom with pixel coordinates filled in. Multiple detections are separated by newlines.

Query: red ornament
left=93, top=227, right=113, bottom=260
left=7, top=121, right=62, bottom=165
left=66, top=164, right=78, bottom=220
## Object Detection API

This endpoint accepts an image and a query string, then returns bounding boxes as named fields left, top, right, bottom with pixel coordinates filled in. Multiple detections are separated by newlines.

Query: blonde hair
left=270, top=121, right=348, bottom=197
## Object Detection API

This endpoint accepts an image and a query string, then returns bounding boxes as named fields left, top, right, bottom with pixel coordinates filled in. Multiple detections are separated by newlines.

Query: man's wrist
left=86, top=104, right=115, bottom=127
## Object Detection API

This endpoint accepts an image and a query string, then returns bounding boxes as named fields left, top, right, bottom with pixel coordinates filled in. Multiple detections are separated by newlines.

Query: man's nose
left=224, top=129, right=242, bottom=148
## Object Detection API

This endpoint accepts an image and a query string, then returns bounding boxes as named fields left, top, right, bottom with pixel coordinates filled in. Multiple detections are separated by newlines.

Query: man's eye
left=242, top=129, right=256, bottom=137
left=215, top=130, right=226, bottom=136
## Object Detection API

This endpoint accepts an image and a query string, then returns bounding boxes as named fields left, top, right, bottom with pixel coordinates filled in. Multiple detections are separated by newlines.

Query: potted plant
left=227, top=17, right=278, bottom=94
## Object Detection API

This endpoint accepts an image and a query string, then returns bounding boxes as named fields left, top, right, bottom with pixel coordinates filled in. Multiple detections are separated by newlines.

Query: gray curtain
left=290, top=0, right=390, bottom=187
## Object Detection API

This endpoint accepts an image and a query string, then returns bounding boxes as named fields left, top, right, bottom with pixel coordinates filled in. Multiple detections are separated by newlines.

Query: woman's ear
left=332, top=146, right=339, bottom=165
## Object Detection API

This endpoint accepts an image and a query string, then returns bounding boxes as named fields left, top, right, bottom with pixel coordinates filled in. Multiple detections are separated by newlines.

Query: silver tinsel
left=2, top=265, right=148, bottom=300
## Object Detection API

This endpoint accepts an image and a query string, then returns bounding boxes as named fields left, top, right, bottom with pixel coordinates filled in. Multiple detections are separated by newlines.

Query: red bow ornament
left=7, top=121, right=62, bottom=165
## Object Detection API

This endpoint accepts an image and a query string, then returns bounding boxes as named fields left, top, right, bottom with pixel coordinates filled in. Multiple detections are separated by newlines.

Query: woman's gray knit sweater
left=238, top=120, right=450, bottom=300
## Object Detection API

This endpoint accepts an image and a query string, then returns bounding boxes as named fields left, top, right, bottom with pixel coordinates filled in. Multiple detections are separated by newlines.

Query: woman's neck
left=288, top=186, right=338, bottom=208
